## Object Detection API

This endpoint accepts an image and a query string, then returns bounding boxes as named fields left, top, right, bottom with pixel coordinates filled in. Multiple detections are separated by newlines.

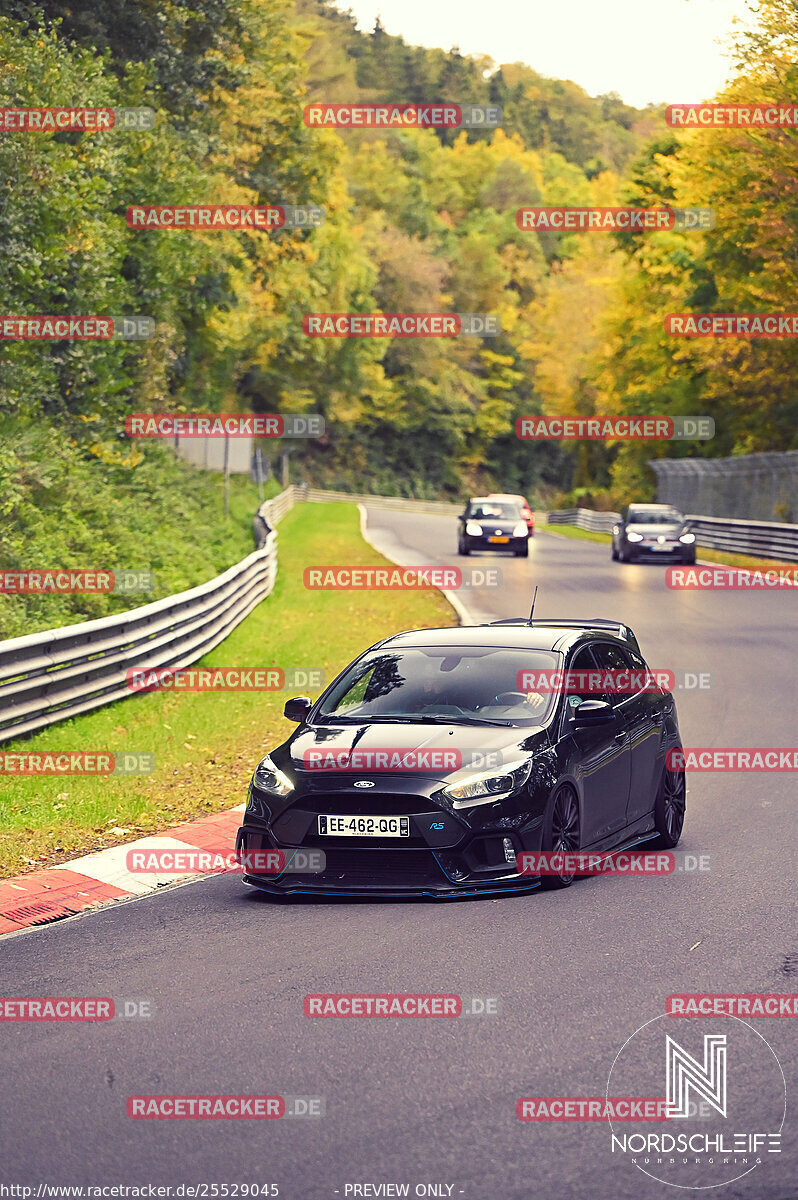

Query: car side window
left=591, top=641, right=636, bottom=706
left=625, top=648, right=656, bottom=695
left=559, top=645, right=601, bottom=730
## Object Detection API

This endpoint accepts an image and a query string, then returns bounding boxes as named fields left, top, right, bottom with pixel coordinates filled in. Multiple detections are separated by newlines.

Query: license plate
left=318, top=815, right=410, bottom=838
left=488, top=536, right=509, bottom=543
left=649, top=545, right=672, bottom=552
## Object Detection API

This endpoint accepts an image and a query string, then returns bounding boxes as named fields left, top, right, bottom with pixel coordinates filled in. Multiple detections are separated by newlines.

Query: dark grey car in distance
left=612, top=504, right=696, bottom=564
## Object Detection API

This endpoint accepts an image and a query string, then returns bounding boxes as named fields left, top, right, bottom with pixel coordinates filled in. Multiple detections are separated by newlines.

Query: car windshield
left=627, top=508, right=684, bottom=525
left=469, top=502, right=521, bottom=520
left=315, top=647, right=562, bottom=726
left=490, top=496, right=527, bottom=508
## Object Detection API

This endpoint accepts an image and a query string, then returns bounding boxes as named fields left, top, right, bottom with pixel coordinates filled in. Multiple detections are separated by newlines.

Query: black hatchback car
left=235, top=619, right=686, bottom=898
left=457, top=497, right=529, bottom=557
left=612, top=504, right=696, bottom=564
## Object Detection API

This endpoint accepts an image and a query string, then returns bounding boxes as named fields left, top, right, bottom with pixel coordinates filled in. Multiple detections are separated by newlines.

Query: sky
left=330, top=0, right=755, bottom=108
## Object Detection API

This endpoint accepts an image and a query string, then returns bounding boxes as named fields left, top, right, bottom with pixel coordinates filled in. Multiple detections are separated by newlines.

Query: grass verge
left=0, top=501, right=454, bottom=877
left=0, top=430, right=281, bottom=640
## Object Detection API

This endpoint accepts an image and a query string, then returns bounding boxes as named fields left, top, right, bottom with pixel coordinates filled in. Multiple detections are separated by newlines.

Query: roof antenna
left=528, top=585, right=538, bottom=625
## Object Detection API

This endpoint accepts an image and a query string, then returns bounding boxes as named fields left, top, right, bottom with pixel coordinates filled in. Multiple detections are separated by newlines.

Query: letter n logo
left=666, top=1034, right=727, bottom=1118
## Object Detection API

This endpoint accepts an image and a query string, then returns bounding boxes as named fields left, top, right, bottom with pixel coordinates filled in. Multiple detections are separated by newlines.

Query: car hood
left=288, top=720, right=548, bottom=783
left=627, top=522, right=684, bottom=537
left=468, top=517, right=521, bottom=533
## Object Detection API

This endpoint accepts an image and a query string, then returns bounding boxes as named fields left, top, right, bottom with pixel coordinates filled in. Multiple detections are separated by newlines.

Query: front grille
left=300, top=791, right=436, bottom=816
left=307, top=847, right=443, bottom=885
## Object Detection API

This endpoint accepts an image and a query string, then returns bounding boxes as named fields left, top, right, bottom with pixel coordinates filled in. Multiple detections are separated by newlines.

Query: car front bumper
left=626, top=542, right=694, bottom=560
left=464, top=534, right=528, bottom=553
left=235, top=817, right=546, bottom=897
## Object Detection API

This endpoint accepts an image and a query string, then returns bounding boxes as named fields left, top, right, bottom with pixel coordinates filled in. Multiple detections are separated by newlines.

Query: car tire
left=539, top=784, right=580, bottom=890
left=618, top=546, right=629, bottom=563
left=650, top=758, right=686, bottom=849
left=457, top=538, right=470, bottom=556
left=611, top=543, right=619, bottom=561
left=682, top=551, right=696, bottom=565
left=514, top=545, right=529, bottom=558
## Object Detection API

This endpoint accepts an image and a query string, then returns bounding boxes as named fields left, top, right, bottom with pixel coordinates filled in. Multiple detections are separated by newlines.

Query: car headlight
left=627, top=530, right=643, bottom=542
left=465, top=521, right=483, bottom=536
left=442, top=758, right=533, bottom=806
left=252, top=753, right=293, bottom=796
left=679, top=532, right=695, bottom=544
left=512, top=521, right=528, bottom=537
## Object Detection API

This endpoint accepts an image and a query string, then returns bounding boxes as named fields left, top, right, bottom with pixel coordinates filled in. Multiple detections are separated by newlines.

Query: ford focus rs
left=235, top=618, right=686, bottom=897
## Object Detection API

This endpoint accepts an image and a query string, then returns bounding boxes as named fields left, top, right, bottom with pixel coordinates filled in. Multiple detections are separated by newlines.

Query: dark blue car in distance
left=457, top=497, right=530, bottom=557
left=235, top=618, right=686, bottom=898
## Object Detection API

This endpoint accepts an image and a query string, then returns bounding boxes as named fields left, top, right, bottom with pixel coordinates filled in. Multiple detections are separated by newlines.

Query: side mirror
left=284, top=696, right=312, bottom=723
left=571, top=699, right=615, bottom=727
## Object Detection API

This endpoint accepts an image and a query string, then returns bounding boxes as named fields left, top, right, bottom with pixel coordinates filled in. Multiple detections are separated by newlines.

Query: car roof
left=374, top=620, right=638, bottom=655
left=468, top=495, right=520, bottom=503
left=627, top=503, right=681, bottom=510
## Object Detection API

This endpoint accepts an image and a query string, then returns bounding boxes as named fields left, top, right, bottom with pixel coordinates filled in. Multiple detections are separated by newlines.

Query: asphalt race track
left=1, top=507, right=796, bottom=1200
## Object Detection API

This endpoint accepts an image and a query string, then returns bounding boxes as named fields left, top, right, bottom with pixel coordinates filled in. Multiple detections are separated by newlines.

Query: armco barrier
left=546, top=508, right=620, bottom=533
left=0, top=488, right=296, bottom=745
left=683, top=515, right=798, bottom=561
left=546, top=507, right=798, bottom=561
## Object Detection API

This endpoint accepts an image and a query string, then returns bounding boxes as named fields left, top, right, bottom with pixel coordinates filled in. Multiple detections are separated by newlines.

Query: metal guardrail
left=546, top=508, right=620, bottom=533
left=684, top=515, right=798, bottom=561
left=546, top=507, right=798, bottom=561
left=0, top=488, right=297, bottom=746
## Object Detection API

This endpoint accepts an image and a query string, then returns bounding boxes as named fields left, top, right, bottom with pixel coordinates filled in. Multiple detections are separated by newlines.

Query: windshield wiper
left=315, top=713, right=418, bottom=724
left=438, top=714, right=515, bottom=727
left=315, top=712, right=514, bottom=727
